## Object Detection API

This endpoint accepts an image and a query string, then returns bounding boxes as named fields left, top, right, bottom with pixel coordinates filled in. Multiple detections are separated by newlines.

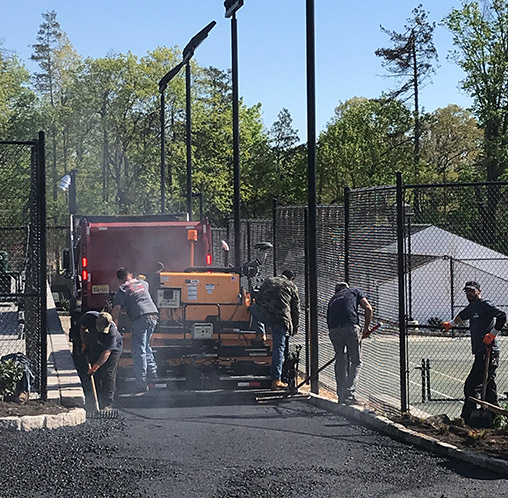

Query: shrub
left=493, top=403, right=508, bottom=430
left=0, top=359, right=25, bottom=400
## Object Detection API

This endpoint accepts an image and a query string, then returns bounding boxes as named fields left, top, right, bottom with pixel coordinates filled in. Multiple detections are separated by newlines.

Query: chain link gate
left=0, top=133, right=47, bottom=398
left=403, top=180, right=508, bottom=418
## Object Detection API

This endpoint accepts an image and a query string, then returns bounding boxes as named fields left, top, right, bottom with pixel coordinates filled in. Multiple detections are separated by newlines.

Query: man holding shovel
left=442, top=281, right=505, bottom=425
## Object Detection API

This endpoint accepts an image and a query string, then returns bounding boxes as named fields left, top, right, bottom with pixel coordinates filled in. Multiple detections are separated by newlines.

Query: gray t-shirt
left=113, top=278, right=158, bottom=320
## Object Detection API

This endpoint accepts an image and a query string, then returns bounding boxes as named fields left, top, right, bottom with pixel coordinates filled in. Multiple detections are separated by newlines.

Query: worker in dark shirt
left=442, top=280, right=505, bottom=425
left=80, top=311, right=123, bottom=410
left=327, top=282, right=373, bottom=404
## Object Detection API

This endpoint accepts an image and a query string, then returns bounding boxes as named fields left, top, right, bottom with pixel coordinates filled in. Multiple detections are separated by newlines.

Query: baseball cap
left=463, top=281, right=481, bottom=291
left=95, top=312, right=113, bottom=334
left=335, top=282, right=350, bottom=292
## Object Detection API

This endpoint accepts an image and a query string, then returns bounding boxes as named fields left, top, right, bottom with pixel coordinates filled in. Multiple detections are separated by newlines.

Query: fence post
left=450, top=257, right=454, bottom=321
left=304, top=207, right=310, bottom=381
left=272, top=199, right=277, bottom=277
left=246, top=220, right=251, bottom=262
left=396, top=172, right=408, bottom=413
left=344, top=186, right=350, bottom=283
left=37, top=131, right=48, bottom=400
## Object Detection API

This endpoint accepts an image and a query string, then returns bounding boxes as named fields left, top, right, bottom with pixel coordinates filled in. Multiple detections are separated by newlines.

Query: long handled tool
left=468, top=347, right=493, bottom=428
left=293, top=323, right=382, bottom=392
left=86, top=363, right=119, bottom=420
left=256, top=323, right=381, bottom=403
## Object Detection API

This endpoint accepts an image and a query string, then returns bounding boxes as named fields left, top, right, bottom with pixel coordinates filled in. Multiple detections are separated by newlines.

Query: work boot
left=271, top=380, right=288, bottom=391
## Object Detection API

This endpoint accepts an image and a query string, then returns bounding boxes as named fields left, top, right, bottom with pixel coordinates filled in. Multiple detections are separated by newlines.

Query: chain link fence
left=403, top=182, right=508, bottom=418
left=211, top=177, right=508, bottom=420
left=0, top=136, right=47, bottom=396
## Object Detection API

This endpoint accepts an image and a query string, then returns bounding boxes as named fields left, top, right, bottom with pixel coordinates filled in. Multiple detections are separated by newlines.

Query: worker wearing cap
left=442, top=281, right=505, bottom=424
left=80, top=311, right=123, bottom=410
left=327, top=282, right=373, bottom=404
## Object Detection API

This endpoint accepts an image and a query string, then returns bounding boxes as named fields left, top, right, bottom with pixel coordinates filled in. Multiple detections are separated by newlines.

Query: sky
left=2, top=0, right=472, bottom=142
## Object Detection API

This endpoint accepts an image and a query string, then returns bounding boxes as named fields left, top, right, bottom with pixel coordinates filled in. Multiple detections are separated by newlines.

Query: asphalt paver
left=0, top=397, right=506, bottom=497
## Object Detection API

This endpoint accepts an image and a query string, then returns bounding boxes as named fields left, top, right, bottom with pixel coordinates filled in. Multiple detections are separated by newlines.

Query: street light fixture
left=158, top=21, right=216, bottom=218
left=224, top=0, right=243, bottom=267
left=58, top=169, right=77, bottom=215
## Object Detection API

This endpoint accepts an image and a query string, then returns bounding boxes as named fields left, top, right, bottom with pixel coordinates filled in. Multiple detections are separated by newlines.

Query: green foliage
left=445, top=0, right=508, bottom=181
left=420, top=104, right=483, bottom=182
left=317, top=97, right=413, bottom=201
left=0, top=360, right=24, bottom=399
left=492, top=402, right=508, bottom=430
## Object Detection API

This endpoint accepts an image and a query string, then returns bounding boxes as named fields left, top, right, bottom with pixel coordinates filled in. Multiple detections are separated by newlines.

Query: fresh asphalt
left=0, top=390, right=506, bottom=497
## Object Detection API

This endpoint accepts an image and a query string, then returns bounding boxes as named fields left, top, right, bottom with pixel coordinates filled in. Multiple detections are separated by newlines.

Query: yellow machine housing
left=158, top=271, right=250, bottom=324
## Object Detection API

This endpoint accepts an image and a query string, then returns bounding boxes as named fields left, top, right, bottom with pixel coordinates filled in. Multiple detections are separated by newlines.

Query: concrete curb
left=307, top=394, right=508, bottom=476
left=0, top=408, right=86, bottom=432
left=0, top=303, right=87, bottom=432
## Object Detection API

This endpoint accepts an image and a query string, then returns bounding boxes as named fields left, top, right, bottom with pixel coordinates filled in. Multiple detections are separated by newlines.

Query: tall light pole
left=158, top=21, right=216, bottom=218
left=225, top=0, right=243, bottom=267
left=159, top=62, right=184, bottom=213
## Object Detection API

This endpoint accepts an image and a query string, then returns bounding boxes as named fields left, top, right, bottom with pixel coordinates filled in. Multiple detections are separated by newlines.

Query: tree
left=420, top=104, right=483, bottom=182
left=31, top=10, right=80, bottom=203
left=445, top=0, right=508, bottom=243
left=317, top=97, right=413, bottom=202
left=0, top=49, right=39, bottom=139
left=376, top=4, right=438, bottom=181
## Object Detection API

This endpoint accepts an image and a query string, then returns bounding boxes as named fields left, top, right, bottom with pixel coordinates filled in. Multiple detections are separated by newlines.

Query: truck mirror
left=62, top=248, right=71, bottom=271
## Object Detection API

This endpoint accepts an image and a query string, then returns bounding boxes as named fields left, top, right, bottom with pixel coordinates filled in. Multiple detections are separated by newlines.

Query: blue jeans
left=249, top=302, right=266, bottom=335
left=328, top=324, right=362, bottom=399
left=131, top=315, right=158, bottom=383
left=269, top=322, right=288, bottom=380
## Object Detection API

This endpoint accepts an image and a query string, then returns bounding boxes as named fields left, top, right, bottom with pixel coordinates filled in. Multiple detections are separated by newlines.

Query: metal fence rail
left=0, top=134, right=47, bottom=397
left=213, top=177, right=508, bottom=420
left=403, top=182, right=508, bottom=418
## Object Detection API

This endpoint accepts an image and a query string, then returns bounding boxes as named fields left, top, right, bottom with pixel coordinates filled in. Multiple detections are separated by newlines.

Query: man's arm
left=88, top=350, right=112, bottom=375
left=290, top=286, right=300, bottom=333
left=79, top=326, right=88, bottom=352
left=442, top=312, right=466, bottom=331
left=111, top=304, right=122, bottom=325
left=359, top=298, right=373, bottom=335
left=483, top=302, right=507, bottom=344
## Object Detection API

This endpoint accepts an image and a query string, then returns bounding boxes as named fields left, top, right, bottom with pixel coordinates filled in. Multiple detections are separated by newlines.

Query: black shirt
left=458, top=298, right=505, bottom=354
left=79, top=311, right=123, bottom=353
left=327, top=288, right=365, bottom=328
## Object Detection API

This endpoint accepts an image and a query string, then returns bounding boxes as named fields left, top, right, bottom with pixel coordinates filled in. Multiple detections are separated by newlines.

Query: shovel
left=468, top=347, right=493, bottom=429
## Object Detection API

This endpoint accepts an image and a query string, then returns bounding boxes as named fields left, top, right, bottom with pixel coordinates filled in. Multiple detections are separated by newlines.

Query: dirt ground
left=0, top=400, right=70, bottom=417
left=393, top=413, right=508, bottom=462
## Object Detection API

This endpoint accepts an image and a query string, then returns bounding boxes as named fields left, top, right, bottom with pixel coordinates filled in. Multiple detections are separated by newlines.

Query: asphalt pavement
left=0, top=392, right=506, bottom=498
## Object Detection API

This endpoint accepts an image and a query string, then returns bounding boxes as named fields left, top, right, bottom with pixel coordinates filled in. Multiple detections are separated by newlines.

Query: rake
left=86, top=363, right=119, bottom=420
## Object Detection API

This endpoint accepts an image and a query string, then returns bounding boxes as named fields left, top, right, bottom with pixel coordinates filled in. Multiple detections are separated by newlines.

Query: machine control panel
left=157, top=287, right=181, bottom=308
left=192, top=322, right=214, bottom=340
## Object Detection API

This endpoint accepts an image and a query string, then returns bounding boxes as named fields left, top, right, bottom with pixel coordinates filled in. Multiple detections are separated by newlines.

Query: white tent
left=376, top=226, right=508, bottom=324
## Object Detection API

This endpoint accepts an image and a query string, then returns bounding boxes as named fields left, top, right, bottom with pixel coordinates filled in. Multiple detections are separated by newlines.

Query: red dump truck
left=65, top=214, right=273, bottom=390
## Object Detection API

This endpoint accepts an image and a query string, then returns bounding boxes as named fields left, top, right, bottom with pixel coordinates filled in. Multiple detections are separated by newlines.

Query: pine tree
left=31, top=10, right=64, bottom=201
left=376, top=4, right=438, bottom=182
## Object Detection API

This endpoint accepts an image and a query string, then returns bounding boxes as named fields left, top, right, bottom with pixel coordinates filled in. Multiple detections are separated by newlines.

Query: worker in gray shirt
left=112, top=267, right=159, bottom=392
